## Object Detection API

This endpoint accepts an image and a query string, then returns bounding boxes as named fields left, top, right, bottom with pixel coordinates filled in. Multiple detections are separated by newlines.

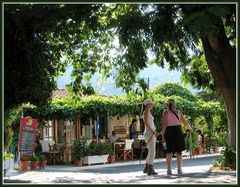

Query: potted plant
left=30, top=155, right=39, bottom=170
left=84, top=142, right=111, bottom=165
left=108, top=150, right=116, bottom=164
left=72, top=138, right=88, bottom=167
left=4, top=153, right=15, bottom=176
left=38, top=155, right=47, bottom=169
left=19, top=156, right=29, bottom=172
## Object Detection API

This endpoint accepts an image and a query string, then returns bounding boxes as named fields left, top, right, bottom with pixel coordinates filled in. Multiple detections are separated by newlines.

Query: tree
left=4, top=4, right=102, bottom=110
left=153, top=82, right=196, bottom=101
left=4, top=3, right=236, bottom=148
left=98, top=4, right=236, bottom=148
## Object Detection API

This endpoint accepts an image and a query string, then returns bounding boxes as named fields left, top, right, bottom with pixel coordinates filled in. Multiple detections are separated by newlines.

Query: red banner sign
left=18, top=117, right=38, bottom=158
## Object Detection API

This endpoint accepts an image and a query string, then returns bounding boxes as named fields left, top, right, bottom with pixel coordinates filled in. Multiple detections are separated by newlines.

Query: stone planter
left=84, top=154, right=109, bottom=166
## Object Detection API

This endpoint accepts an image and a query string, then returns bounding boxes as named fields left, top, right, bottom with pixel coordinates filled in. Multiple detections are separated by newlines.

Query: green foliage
left=38, top=155, right=46, bottom=161
left=4, top=107, right=22, bottom=150
left=212, top=147, right=236, bottom=170
left=30, top=155, right=39, bottom=162
left=4, top=153, right=15, bottom=160
left=184, top=132, right=199, bottom=151
left=22, top=82, right=227, bottom=141
left=4, top=125, right=13, bottom=152
left=195, top=90, right=223, bottom=103
left=4, top=106, right=23, bottom=152
left=221, top=147, right=236, bottom=170
left=153, top=82, right=196, bottom=101
left=85, top=141, right=112, bottom=156
left=20, top=157, right=29, bottom=161
left=181, top=53, right=216, bottom=92
left=4, top=4, right=103, bottom=109
left=72, top=138, right=88, bottom=160
left=193, top=117, right=208, bottom=134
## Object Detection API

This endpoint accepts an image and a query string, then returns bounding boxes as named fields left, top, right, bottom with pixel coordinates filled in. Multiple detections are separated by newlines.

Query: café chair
left=117, top=139, right=134, bottom=161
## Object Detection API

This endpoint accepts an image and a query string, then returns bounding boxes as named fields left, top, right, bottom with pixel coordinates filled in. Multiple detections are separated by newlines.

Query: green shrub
left=20, top=157, right=29, bottom=161
left=85, top=141, right=113, bottom=156
left=30, top=155, right=39, bottom=162
left=184, top=132, right=199, bottom=151
left=38, top=155, right=46, bottom=161
left=212, top=147, right=236, bottom=170
left=72, top=138, right=88, bottom=160
left=221, top=147, right=236, bottom=170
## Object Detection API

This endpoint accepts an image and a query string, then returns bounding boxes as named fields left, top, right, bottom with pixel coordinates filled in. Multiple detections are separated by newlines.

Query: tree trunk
left=200, top=22, right=236, bottom=149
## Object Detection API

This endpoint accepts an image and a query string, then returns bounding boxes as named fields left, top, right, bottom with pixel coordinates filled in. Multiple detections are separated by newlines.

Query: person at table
left=110, top=131, right=119, bottom=143
left=129, top=119, right=138, bottom=140
left=142, top=99, right=158, bottom=175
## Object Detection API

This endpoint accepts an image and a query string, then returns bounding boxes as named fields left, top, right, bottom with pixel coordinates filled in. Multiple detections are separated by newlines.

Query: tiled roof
left=52, top=89, right=70, bottom=99
left=52, top=89, right=111, bottom=99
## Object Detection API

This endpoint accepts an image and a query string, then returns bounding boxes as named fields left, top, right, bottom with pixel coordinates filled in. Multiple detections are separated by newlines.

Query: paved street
left=3, top=154, right=237, bottom=184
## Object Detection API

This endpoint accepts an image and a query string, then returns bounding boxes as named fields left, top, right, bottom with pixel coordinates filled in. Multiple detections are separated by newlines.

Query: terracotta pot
left=30, top=161, right=39, bottom=170
left=19, top=161, right=29, bottom=172
left=75, top=159, right=83, bottom=167
left=39, top=160, right=47, bottom=169
left=108, top=155, right=116, bottom=163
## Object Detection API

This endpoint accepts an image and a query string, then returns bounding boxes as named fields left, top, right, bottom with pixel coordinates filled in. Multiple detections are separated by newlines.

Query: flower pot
left=108, top=155, right=116, bottom=163
left=19, top=161, right=29, bottom=172
left=39, top=160, right=47, bottom=169
left=75, top=159, right=83, bottom=167
left=30, top=161, right=39, bottom=170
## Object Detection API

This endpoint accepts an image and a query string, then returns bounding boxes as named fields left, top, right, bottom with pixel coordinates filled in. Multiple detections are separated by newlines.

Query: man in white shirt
left=110, top=131, right=118, bottom=143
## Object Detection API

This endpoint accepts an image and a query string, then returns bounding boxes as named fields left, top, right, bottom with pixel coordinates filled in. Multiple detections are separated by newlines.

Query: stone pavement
left=3, top=154, right=237, bottom=184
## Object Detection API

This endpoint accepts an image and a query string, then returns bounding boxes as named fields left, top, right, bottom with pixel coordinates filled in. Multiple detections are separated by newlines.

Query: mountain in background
left=56, top=64, right=200, bottom=95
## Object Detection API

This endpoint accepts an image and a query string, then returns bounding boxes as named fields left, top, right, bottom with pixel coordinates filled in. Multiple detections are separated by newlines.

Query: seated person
left=129, top=119, right=138, bottom=140
left=110, top=131, right=119, bottom=143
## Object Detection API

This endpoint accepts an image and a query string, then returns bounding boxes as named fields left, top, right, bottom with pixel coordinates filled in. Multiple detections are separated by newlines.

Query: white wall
left=107, top=115, right=140, bottom=138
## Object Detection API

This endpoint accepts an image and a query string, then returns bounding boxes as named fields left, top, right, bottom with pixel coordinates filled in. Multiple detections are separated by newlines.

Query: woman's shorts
left=164, top=125, right=185, bottom=153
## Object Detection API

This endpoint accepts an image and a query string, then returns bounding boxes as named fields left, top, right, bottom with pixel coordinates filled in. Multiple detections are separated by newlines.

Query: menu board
left=18, top=117, right=37, bottom=158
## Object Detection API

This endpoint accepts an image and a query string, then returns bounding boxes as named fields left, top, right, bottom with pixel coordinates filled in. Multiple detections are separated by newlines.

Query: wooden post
left=55, top=119, right=58, bottom=144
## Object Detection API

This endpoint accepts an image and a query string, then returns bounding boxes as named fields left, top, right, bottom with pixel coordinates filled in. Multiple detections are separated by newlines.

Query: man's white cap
left=143, top=99, right=154, bottom=106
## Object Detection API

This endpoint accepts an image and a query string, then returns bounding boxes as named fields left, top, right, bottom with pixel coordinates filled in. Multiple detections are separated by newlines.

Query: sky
left=56, top=64, right=201, bottom=95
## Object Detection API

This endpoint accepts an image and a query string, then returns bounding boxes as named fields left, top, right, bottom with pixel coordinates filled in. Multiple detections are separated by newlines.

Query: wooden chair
left=40, top=140, right=63, bottom=164
left=117, top=139, right=134, bottom=161
left=49, top=144, right=64, bottom=165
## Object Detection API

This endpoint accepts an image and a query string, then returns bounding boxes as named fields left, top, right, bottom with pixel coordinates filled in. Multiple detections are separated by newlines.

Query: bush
left=85, top=141, right=112, bottom=156
left=38, top=155, right=46, bottom=161
left=212, top=147, right=236, bottom=170
left=184, top=132, right=199, bottom=151
left=30, top=155, right=39, bottom=162
left=72, top=138, right=88, bottom=160
left=20, top=157, right=29, bottom=161
left=221, top=147, right=236, bottom=170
